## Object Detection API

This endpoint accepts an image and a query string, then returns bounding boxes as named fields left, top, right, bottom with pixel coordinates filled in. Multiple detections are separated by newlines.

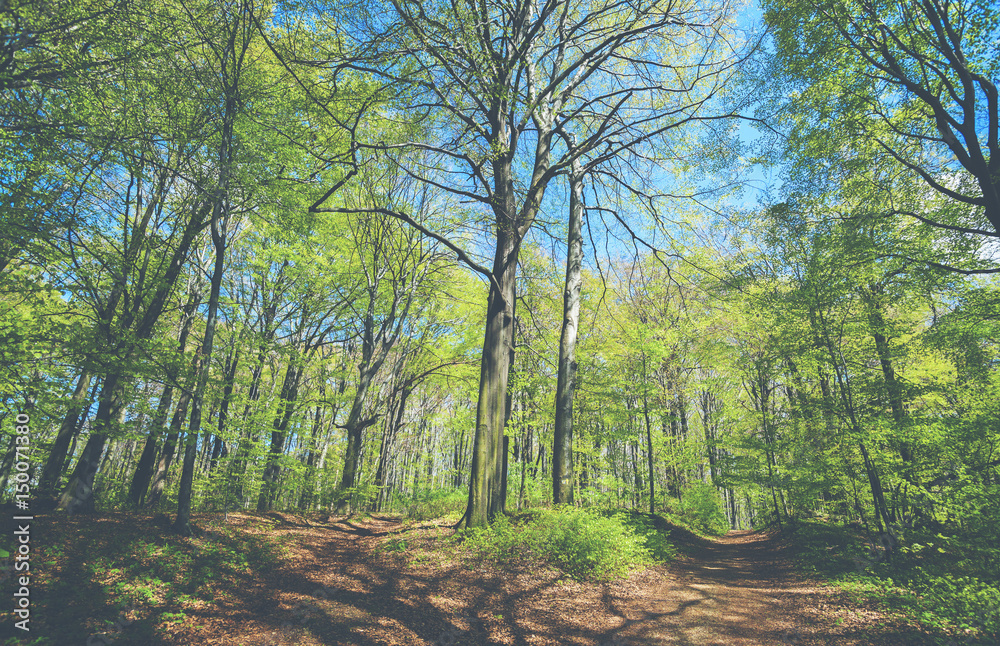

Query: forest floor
left=0, top=511, right=960, bottom=645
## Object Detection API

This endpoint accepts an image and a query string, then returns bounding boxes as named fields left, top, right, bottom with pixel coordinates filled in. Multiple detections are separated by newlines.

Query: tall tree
left=173, top=0, right=254, bottom=535
left=765, top=0, right=1000, bottom=237
left=552, top=150, right=585, bottom=504
left=319, top=0, right=740, bottom=527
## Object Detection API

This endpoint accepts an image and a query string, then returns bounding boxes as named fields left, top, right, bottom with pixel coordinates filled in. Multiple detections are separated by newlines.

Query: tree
left=765, top=0, right=1000, bottom=237
left=331, top=179, right=445, bottom=514
left=0, top=0, right=119, bottom=94
left=173, top=0, right=254, bottom=535
left=552, top=152, right=585, bottom=505
left=317, top=0, right=741, bottom=527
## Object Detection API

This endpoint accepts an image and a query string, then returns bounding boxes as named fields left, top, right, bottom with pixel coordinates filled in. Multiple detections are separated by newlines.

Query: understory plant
left=463, top=506, right=664, bottom=581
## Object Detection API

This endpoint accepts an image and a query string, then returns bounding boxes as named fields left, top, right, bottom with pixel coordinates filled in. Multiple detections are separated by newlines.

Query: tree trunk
left=816, top=307, right=896, bottom=547
left=146, top=372, right=192, bottom=509
left=56, top=190, right=211, bottom=515
left=374, top=387, right=409, bottom=512
left=461, top=224, right=519, bottom=528
left=128, top=384, right=171, bottom=508
left=231, top=343, right=271, bottom=504
left=642, top=389, right=656, bottom=515
left=174, top=228, right=226, bottom=533
left=39, top=369, right=92, bottom=498
left=257, top=363, right=302, bottom=512
left=553, top=156, right=584, bottom=505
left=173, top=0, right=247, bottom=532
left=57, top=372, right=125, bottom=514
left=863, top=287, right=912, bottom=463
left=211, top=343, right=240, bottom=472
left=299, top=405, right=327, bottom=511
left=334, top=358, right=381, bottom=514
left=129, top=288, right=202, bottom=507
left=630, top=440, right=641, bottom=509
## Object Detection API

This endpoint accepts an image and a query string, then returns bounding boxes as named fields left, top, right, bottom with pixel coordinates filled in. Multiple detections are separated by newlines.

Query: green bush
left=788, top=520, right=1000, bottom=643
left=464, top=506, right=664, bottom=581
left=916, top=574, right=1000, bottom=637
left=678, top=483, right=729, bottom=536
left=400, top=488, right=466, bottom=521
left=613, top=511, right=678, bottom=561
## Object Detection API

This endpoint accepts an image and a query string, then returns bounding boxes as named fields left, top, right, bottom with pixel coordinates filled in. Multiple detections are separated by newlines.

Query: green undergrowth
left=788, top=519, right=999, bottom=644
left=663, top=483, right=731, bottom=536
left=85, top=520, right=287, bottom=607
left=396, top=487, right=467, bottom=522
left=602, top=510, right=679, bottom=561
left=462, top=506, right=673, bottom=581
left=0, top=513, right=290, bottom=646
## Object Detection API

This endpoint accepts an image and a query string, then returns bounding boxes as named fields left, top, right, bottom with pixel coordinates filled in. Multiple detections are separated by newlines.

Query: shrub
left=788, top=519, right=1000, bottom=643
left=678, top=483, right=729, bottom=536
left=464, top=506, right=664, bottom=581
left=916, top=574, right=1000, bottom=638
left=401, top=488, right=466, bottom=521
left=613, top=511, right=678, bottom=561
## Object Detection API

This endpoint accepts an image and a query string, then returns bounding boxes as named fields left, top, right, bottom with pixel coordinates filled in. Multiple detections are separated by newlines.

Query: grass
left=606, top=510, right=679, bottom=561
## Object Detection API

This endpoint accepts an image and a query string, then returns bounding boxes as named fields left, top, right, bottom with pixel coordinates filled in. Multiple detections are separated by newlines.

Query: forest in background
left=1, top=0, right=998, bottom=637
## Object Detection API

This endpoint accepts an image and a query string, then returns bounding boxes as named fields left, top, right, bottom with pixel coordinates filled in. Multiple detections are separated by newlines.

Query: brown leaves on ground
left=0, top=511, right=956, bottom=645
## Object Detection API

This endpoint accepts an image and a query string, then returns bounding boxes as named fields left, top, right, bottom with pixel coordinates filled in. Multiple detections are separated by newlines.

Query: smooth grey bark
left=61, top=377, right=99, bottom=476
left=174, top=175, right=229, bottom=533
left=128, top=383, right=172, bottom=508
left=145, top=393, right=189, bottom=509
left=334, top=360, right=382, bottom=514
left=58, top=375, right=125, bottom=514
left=552, top=154, right=584, bottom=505
left=463, top=223, right=521, bottom=528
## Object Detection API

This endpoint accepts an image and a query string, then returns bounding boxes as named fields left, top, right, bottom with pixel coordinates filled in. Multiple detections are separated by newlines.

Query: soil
left=0, top=512, right=949, bottom=645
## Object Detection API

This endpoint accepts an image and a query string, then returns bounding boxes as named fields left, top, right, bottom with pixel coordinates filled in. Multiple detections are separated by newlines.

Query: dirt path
left=0, top=511, right=948, bottom=646
left=225, top=515, right=928, bottom=646
left=600, top=529, right=822, bottom=645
